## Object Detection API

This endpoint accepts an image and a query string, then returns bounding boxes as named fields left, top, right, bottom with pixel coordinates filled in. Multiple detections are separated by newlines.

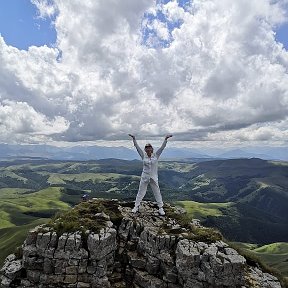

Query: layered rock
left=0, top=200, right=283, bottom=288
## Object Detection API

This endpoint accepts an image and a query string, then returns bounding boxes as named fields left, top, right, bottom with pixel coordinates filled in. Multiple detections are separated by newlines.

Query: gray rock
left=134, top=269, right=167, bottom=288
left=65, top=232, right=82, bottom=252
left=36, top=232, right=52, bottom=251
left=176, top=239, right=247, bottom=287
left=128, top=251, right=146, bottom=269
left=0, top=276, right=13, bottom=288
left=66, top=265, right=78, bottom=274
left=87, top=227, right=117, bottom=260
left=64, top=274, right=77, bottom=284
left=91, top=276, right=111, bottom=288
left=27, top=269, right=41, bottom=282
left=146, top=255, right=160, bottom=275
left=43, top=258, right=54, bottom=274
left=0, top=255, right=22, bottom=280
left=77, top=282, right=91, bottom=288
left=247, top=267, right=282, bottom=288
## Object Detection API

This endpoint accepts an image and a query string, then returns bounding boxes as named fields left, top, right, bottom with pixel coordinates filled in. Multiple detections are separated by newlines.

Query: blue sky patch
left=275, top=22, right=288, bottom=49
left=141, top=0, right=188, bottom=48
left=0, top=0, right=56, bottom=50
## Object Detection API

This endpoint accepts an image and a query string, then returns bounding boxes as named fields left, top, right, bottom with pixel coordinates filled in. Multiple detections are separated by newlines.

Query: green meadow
left=43, top=172, right=132, bottom=185
left=0, top=219, right=49, bottom=265
left=232, top=242, right=288, bottom=279
left=177, top=200, right=232, bottom=219
left=0, top=186, right=71, bottom=263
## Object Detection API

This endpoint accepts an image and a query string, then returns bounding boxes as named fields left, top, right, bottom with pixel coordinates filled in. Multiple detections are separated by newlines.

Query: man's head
left=144, top=143, right=153, bottom=154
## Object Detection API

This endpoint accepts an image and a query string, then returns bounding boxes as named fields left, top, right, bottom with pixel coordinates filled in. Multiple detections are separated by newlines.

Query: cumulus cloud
left=0, top=100, right=69, bottom=143
left=0, top=0, right=287, bottom=145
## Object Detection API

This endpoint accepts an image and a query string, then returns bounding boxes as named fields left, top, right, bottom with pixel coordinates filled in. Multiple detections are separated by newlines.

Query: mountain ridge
left=0, top=144, right=287, bottom=161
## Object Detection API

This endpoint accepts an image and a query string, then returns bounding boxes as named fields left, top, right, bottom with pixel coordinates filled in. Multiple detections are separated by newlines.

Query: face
left=145, top=145, right=153, bottom=154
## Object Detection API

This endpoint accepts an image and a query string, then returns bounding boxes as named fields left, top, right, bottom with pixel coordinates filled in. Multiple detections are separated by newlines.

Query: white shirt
left=133, top=139, right=167, bottom=182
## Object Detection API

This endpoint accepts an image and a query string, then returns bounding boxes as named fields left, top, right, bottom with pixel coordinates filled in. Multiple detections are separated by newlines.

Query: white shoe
left=158, top=208, right=165, bottom=216
left=132, top=206, right=139, bottom=213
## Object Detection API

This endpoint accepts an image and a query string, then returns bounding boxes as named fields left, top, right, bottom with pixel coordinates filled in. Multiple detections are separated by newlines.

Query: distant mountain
left=217, top=149, right=270, bottom=159
left=0, top=144, right=136, bottom=161
left=244, top=146, right=288, bottom=161
left=160, top=147, right=211, bottom=159
left=0, top=144, right=211, bottom=161
left=0, top=144, right=287, bottom=161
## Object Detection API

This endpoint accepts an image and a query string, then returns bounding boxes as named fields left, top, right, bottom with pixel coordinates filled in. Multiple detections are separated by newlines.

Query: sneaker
left=132, top=206, right=139, bottom=213
left=158, top=208, right=165, bottom=216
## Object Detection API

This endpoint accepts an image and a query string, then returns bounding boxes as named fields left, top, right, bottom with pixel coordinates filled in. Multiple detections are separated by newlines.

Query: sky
left=0, top=0, right=287, bottom=148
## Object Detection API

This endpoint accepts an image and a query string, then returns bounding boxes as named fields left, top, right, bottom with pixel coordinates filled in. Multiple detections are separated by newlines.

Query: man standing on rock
left=128, top=134, right=173, bottom=216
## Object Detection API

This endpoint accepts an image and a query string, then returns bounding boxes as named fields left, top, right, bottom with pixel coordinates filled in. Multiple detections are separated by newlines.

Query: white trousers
left=134, top=177, right=163, bottom=208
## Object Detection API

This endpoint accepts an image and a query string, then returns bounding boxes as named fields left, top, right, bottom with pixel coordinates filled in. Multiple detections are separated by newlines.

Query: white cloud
left=0, top=100, right=69, bottom=143
left=162, top=0, right=186, bottom=22
left=31, top=0, right=58, bottom=19
left=0, top=0, right=287, bottom=146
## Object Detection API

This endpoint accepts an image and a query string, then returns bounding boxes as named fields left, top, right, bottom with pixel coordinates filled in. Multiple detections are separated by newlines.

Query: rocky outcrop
left=0, top=200, right=283, bottom=288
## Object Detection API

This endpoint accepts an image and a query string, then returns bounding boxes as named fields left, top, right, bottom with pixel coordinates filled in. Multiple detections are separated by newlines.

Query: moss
left=188, top=226, right=223, bottom=243
left=162, top=203, right=223, bottom=243
left=164, top=204, right=192, bottom=228
left=45, top=199, right=123, bottom=236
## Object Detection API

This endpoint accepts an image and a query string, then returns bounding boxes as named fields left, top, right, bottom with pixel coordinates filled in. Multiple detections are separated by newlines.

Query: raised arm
left=128, top=134, right=144, bottom=159
left=156, top=134, right=173, bottom=158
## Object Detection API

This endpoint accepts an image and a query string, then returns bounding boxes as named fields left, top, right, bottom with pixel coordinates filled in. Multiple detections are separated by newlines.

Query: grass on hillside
left=158, top=162, right=195, bottom=172
left=0, top=218, right=48, bottom=265
left=232, top=242, right=288, bottom=278
left=0, top=171, right=28, bottom=182
left=177, top=200, right=232, bottom=220
left=0, top=187, right=70, bottom=229
left=270, top=161, right=288, bottom=167
left=162, top=203, right=223, bottom=243
left=0, top=188, right=32, bottom=199
left=230, top=242, right=288, bottom=287
left=40, top=172, right=133, bottom=185
left=0, top=185, right=74, bottom=266
left=254, top=242, right=288, bottom=254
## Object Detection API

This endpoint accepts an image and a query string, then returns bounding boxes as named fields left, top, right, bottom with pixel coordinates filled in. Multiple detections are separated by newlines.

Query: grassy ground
left=0, top=186, right=71, bottom=266
left=0, top=187, right=70, bottom=229
left=0, top=188, right=32, bottom=199
left=0, top=187, right=70, bottom=228
left=0, top=218, right=48, bottom=265
left=39, top=172, right=129, bottom=185
left=176, top=200, right=232, bottom=220
left=228, top=242, right=288, bottom=280
left=253, top=243, right=288, bottom=278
